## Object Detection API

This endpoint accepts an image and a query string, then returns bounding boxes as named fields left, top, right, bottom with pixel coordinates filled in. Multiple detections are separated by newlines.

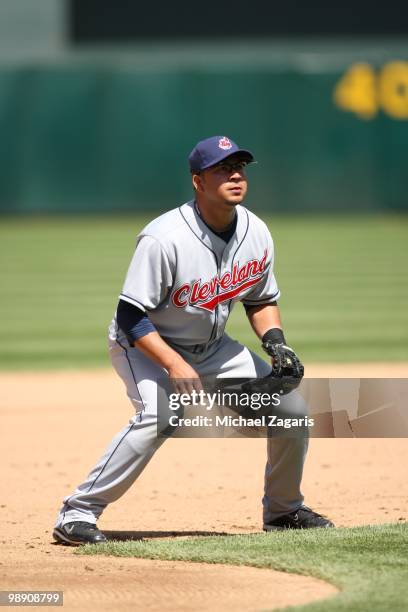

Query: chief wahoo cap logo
left=218, top=137, right=233, bottom=150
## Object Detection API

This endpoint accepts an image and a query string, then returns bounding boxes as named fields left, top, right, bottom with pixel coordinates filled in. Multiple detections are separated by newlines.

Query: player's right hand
left=167, top=358, right=203, bottom=396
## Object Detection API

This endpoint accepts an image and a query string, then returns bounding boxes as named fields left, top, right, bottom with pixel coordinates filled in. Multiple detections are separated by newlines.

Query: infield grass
left=1, top=214, right=407, bottom=369
left=76, top=523, right=408, bottom=612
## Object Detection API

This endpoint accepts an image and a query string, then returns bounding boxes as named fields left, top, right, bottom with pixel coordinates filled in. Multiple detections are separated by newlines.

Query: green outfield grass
left=76, top=523, right=408, bottom=612
left=0, top=214, right=407, bottom=369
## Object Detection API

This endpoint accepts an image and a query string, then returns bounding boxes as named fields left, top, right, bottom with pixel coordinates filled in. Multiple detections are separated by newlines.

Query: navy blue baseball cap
left=188, top=136, right=254, bottom=173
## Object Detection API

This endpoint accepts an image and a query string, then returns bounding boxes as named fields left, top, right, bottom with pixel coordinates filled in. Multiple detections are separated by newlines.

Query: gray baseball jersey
left=114, top=200, right=280, bottom=349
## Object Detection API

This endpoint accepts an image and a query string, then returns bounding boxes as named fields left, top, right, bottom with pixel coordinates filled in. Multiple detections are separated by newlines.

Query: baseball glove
left=248, top=339, right=304, bottom=395
left=219, top=341, right=304, bottom=404
left=242, top=370, right=303, bottom=397
left=210, top=343, right=304, bottom=402
left=210, top=345, right=303, bottom=414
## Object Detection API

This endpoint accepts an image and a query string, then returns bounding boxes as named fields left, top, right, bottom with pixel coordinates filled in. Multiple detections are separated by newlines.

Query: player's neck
left=195, top=199, right=236, bottom=232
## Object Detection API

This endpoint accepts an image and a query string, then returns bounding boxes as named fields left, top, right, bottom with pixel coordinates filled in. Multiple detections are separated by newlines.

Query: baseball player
left=53, top=136, right=334, bottom=545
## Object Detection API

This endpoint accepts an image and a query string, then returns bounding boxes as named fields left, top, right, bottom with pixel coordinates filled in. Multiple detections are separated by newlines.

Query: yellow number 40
left=333, top=61, right=408, bottom=120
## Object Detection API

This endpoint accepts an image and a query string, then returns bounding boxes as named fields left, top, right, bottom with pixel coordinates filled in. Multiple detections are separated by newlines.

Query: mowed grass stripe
left=0, top=214, right=407, bottom=369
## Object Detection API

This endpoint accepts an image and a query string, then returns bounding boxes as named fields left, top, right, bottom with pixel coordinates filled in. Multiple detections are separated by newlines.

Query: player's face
left=195, top=157, right=248, bottom=206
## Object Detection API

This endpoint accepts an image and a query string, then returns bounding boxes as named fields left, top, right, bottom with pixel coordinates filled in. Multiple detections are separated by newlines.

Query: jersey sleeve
left=241, top=231, right=280, bottom=306
left=119, top=235, right=173, bottom=312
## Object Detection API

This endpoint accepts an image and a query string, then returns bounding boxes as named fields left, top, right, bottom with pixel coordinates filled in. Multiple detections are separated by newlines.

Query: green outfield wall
left=0, top=45, right=407, bottom=213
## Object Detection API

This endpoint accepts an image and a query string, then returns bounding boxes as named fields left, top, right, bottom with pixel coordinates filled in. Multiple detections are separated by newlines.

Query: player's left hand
left=263, top=341, right=304, bottom=380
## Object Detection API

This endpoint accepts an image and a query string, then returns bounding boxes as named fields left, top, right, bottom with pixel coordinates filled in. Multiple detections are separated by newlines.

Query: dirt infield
left=1, top=365, right=407, bottom=611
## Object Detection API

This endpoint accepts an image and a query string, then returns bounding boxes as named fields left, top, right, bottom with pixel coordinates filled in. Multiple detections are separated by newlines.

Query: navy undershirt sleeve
left=243, top=300, right=277, bottom=312
left=116, top=299, right=157, bottom=344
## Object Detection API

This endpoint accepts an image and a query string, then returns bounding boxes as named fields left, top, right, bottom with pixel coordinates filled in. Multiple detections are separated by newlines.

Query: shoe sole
left=263, top=525, right=288, bottom=532
left=263, top=523, right=334, bottom=532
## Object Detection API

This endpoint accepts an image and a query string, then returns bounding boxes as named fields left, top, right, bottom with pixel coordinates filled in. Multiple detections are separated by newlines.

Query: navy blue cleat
left=53, top=521, right=107, bottom=546
left=263, top=506, right=335, bottom=531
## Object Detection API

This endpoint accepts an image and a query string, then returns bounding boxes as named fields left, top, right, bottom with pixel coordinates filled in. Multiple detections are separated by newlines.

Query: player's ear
left=192, top=172, right=204, bottom=192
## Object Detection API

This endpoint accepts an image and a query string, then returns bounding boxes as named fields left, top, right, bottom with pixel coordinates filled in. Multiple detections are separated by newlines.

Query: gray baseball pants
left=55, top=331, right=308, bottom=527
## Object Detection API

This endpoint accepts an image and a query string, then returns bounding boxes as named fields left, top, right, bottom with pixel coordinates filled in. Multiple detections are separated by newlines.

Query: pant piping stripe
left=86, top=338, right=146, bottom=493
left=60, top=335, right=149, bottom=517
left=86, top=421, right=134, bottom=493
